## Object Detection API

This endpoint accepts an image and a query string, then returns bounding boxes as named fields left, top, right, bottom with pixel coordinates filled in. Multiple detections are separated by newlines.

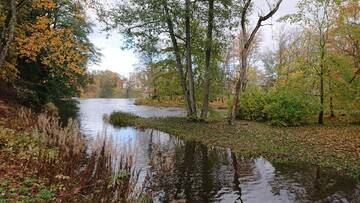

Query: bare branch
left=240, top=0, right=252, bottom=37
left=126, top=20, right=161, bottom=31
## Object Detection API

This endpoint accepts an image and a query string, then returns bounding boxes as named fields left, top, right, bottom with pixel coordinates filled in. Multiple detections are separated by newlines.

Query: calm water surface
left=76, top=98, right=360, bottom=203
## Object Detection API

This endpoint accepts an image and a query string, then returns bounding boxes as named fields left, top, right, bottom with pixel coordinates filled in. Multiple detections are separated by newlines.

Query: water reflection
left=146, top=137, right=359, bottom=203
left=76, top=99, right=360, bottom=202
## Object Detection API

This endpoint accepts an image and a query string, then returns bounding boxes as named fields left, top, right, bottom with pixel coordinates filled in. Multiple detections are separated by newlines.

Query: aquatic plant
left=109, top=111, right=139, bottom=127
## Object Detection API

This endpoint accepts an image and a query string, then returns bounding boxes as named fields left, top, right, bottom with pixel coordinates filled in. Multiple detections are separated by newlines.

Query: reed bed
left=0, top=108, right=149, bottom=202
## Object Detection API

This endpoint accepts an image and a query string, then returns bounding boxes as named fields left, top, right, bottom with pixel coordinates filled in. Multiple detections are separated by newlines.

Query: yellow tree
left=0, top=0, right=97, bottom=105
left=332, top=0, right=360, bottom=84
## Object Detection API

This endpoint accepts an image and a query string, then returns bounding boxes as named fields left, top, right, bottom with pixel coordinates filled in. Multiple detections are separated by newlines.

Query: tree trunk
left=348, top=39, right=360, bottom=83
left=185, top=0, right=197, bottom=119
left=163, top=2, right=192, bottom=116
left=329, top=79, right=335, bottom=117
left=330, top=96, right=334, bottom=117
left=318, top=72, right=324, bottom=124
left=200, top=0, right=214, bottom=119
left=318, top=50, right=325, bottom=124
left=0, top=0, right=16, bottom=69
left=229, top=48, right=248, bottom=124
left=318, top=41, right=325, bottom=124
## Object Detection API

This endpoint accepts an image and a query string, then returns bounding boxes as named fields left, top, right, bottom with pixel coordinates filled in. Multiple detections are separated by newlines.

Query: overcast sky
left=88, top=0, right=299, bottom=78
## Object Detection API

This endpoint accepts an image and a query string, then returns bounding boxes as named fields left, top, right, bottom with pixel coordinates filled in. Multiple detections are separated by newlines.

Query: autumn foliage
left=0, top=0, right=97, bottom=107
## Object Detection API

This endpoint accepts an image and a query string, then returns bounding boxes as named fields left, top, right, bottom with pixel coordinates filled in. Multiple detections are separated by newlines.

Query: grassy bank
left=110, top=112, right=360, bottom=177
left=135, top=98, right=227, bottom=109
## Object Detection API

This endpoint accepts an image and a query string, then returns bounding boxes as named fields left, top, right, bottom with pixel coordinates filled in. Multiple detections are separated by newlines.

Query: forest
left=0, top=0, right=359, bottom=202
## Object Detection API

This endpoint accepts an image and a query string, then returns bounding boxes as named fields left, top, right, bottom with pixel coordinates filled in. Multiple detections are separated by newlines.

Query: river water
left=76, top=98, right=360, bottom=203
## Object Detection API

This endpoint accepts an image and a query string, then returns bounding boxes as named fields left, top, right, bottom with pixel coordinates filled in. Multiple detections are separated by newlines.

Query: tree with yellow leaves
left=0, top=0, right=98, bottom=108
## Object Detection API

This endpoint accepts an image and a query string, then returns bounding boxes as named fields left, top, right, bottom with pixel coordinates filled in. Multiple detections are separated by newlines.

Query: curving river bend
left=76, top=98, right=360, bottom=203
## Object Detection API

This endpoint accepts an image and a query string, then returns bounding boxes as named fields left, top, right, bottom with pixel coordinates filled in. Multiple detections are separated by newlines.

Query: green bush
left=264, top=90, right=319, bottom=126
left=237, top=88, right=267, bottom=121
left=109, top=112, right=139, bottom=127
left=235, top=89, right=319, bottom=126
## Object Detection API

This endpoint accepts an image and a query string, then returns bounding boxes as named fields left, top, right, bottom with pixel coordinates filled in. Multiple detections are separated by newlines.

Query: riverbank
left=135, top=98, right=228, bottom=109
left=111, top=114, right=360, bottom=177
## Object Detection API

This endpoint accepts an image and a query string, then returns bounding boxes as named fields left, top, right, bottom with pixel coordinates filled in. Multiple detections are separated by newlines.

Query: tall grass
left=3, top=108, right=148, bottom=202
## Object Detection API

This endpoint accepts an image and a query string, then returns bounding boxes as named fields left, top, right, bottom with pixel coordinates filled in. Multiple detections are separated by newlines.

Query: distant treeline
left=81, top=70, right=142, bottom=98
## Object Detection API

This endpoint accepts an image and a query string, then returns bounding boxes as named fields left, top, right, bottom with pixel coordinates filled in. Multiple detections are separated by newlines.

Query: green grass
left=109, top=114, right=360, bottom=178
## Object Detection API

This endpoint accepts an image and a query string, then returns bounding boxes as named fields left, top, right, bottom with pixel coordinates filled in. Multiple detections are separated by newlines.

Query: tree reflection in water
left=141, top=129, right=359, bottom=202
left=231, top=152, right=243, bottom=203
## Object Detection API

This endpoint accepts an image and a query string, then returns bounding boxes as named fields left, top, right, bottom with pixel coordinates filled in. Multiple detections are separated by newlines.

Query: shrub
left=235, top=89, right=319, bottom=126
left=109, top=111, right=139, bottom=127
left=264, top=90, right=319, bottom=126
left=237, top=88, right=267, bottom=121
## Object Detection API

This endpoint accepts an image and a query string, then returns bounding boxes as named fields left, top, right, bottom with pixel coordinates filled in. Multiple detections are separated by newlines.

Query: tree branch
left=245, top=0, right=282, bottom=51
left=126, top=20, right=161, bottom=32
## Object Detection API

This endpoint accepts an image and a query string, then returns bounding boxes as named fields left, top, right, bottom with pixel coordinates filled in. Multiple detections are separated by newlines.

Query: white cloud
left=88, top=25, right=138, bottom=78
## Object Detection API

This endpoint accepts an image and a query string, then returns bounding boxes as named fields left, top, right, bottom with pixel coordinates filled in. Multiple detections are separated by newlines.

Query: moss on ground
left=112, top=115, right=360, bottom=177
